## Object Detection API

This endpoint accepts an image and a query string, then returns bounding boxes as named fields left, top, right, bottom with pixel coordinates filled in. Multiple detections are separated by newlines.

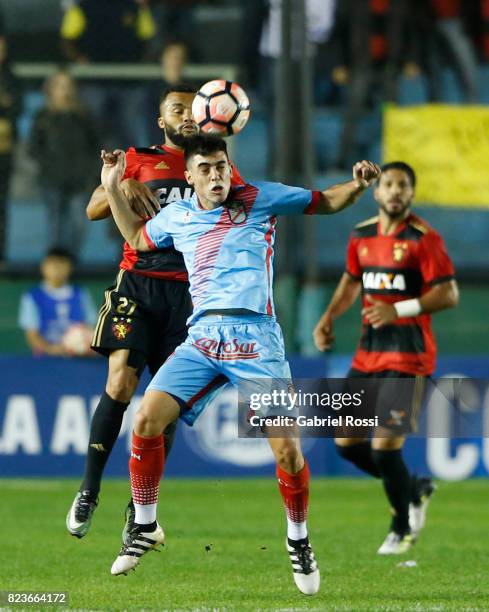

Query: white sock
left=287, top=517, right=308, bottom=541
left=134, top=503, right=157, bottom=526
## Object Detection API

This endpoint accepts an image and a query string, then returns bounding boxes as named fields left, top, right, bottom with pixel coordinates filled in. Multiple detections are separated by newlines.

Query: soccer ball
left=61, top=323, right=94, bottom=357
left=192, top=80, right=250, bottom=136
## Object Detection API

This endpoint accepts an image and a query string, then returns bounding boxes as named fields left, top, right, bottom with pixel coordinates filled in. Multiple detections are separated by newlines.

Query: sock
left=163, top=420, right=178, bottom=460
left=336, top=442, right=380, bottom=478
left=276, top=462, right=310, bottom=541
left=372, top=449, right=411, bottom=535
left=130, top=432, right=164, bottom=526
left=80, top=392, right=129, bottom=495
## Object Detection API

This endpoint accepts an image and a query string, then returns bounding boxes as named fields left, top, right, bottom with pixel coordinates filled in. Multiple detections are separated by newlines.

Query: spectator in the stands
left=60, top=0, right=157, bottom=148
left=18, top=248, right=97, bottom=357
left=148, top=0, right=197, bottom=56
left=259, top=0, right=337, bottom=106
left=421, top=0, right=479, bottom=102
left=60, top=0, right=156, bottom=64
left=0, top=31, right=22, bottom=269
left=144, top=40, right=193, bottom=143
left=330, top=0, right=418, bottom=169
left=29, top=69, right=99, bottom=257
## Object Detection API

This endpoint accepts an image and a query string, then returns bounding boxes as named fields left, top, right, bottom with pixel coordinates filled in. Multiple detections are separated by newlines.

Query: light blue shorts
left=147, top=313, right=293, bottom=425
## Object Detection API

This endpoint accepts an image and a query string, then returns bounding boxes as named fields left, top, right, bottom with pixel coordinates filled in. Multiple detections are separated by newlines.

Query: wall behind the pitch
left=0, top=355, right=488, bottom=480
left=0, top=279, right=487, bottom=355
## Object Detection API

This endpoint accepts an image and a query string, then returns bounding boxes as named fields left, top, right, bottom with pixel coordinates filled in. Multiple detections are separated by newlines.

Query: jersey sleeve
left=18, top=293, right=40, bottom=331
left=122, top=148, right=141, bottom=180
left=143, top=208, right=174, bottom=250
left=345, top=235, right=362, bottom=280
left=418, top=231, right=456, bottom=285
left=257, top=181, right=321, bottom=215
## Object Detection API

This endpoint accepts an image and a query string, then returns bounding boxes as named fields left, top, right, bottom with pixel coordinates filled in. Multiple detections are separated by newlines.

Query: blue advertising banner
left=0, top=355, right=488, bottom=480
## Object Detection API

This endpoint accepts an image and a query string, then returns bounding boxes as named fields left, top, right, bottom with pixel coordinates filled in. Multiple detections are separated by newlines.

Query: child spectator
left=18, top=247, right=97, bottom=356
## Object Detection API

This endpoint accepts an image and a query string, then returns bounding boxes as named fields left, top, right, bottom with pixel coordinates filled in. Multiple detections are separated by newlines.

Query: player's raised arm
left=86, top=185, right=110, bottom=220
left=316, top=161, right=381, bottom=214
left=101, top=150, right=152, bottom=251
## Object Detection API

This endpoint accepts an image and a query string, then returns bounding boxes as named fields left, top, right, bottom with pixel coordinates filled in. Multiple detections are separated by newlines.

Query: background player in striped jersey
left=67, top=85, right=243, bottom=538
left=313, top=161, right=459, bottom=555
left=100, top=135, right=380, bottom=594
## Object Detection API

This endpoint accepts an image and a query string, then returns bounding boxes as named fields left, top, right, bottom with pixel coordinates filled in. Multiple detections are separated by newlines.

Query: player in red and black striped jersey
left=313, top=162, right=459, bottom=555
left=67, top=85, right=243, bottom=539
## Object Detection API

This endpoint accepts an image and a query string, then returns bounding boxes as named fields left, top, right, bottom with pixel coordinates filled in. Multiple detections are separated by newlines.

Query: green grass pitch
left=0, top=478, right=487, bottom=611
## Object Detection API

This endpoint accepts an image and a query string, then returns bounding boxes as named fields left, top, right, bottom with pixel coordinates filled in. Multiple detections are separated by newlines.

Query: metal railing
left=11, top=62, right=237, bottom=82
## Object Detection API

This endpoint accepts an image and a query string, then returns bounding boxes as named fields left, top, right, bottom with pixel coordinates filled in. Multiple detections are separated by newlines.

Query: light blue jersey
left=144, top=181, right=320, bottom=325
left=143, top=181, right=320, bottom=425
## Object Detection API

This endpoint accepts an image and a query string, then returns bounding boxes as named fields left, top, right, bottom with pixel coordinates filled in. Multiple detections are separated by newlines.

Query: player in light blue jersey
left=101, top=135, right=380, bottom=595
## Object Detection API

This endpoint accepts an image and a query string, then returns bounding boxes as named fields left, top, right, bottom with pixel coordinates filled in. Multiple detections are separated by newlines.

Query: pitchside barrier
left=0, top=354, right=488, bottom=480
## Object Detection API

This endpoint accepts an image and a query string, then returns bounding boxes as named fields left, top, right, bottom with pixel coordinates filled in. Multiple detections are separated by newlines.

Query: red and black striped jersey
left=119, top=145, right=244, bottom=280
left=346, top=213, right=455, bottom=376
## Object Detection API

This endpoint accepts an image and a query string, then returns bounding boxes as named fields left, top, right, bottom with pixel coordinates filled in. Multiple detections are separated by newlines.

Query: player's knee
left=106, top=367, right=138, bottom=402
left=371, top=436, right=404, bottom=452
left=134, top=405, right=163, bottom=437
left=134, top=393, right=178, bottom=437
left=274, top=442, right=303, bottom=473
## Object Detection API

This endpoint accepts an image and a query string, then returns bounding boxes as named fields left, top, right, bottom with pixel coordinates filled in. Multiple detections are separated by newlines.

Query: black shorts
left=346, top=368, right=427, bottom=435
left=91, top=269, right=192, bottom=376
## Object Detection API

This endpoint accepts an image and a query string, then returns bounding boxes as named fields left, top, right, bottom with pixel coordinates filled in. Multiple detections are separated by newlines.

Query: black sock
left=336, top=442, right=380, bottom=478
left=372, top=449, right=411, bottom=535
left=80, top=392, right=129, bottom=495
left=163, top=420, right=178, bottom=460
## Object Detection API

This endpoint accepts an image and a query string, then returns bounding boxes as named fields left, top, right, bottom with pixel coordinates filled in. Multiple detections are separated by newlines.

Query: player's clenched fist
left=313, top=313, right=335, bottom=351
left=101, top=149, right=126, bottom=191
left=353, top=161, right=381, bottom=188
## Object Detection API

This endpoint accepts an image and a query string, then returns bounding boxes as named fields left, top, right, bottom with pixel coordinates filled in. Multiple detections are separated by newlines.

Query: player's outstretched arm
left=313, top=273, right=361, bottom=351
left=317, top=161, right=381, bottom=214
left=87, top=181, right=160, bottom=221
left=101, top=150, right=151, bottom=251
left=362, top=280, right=459, bottom=329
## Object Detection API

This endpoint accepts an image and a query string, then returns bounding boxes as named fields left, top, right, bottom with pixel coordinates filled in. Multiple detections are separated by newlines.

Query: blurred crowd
left=0, top=0, right=488, bottom=265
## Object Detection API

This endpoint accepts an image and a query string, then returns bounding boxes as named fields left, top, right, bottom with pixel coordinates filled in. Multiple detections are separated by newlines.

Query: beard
left=379, top=201, right=411, bottom=220
left=165, top=124, right=196, bottom=148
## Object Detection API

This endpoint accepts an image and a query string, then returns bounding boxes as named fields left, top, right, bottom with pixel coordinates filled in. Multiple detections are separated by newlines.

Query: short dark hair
left=183, top=134, right=228, bottom=165
left=159, top=84, right=197, bottom=106
left=381, top=161, right=416, bottom=187
left=45, top=247, right=74, bottom=262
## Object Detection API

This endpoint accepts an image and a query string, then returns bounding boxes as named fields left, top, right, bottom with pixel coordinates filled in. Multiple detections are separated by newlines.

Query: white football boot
left=409, top=477, right=437, bottom=539
left=286, top=538, right=320, bottom=595
left=111, top=522, right=165, bottom=575
left=377, top=531, right=414, bottom=555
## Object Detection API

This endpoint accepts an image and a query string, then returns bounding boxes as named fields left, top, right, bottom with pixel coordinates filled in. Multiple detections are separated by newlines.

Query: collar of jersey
left=378, top=212, right=414, bottom=237
left=153, top=144, right=184, bottom=156
left=41, top=282, right=74, bottom=299
left=191, top=192, right=222, bottom=212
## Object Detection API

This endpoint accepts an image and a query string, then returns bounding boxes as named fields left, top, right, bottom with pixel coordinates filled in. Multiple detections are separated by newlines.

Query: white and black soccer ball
left=61, top=323, right=94, bottom=357
left=192, top=80, right=251, bottom=136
